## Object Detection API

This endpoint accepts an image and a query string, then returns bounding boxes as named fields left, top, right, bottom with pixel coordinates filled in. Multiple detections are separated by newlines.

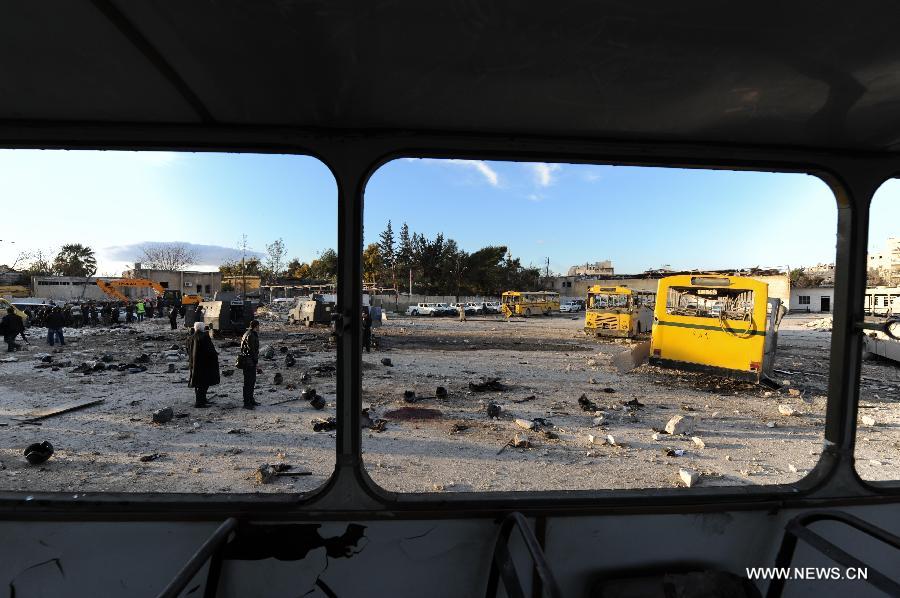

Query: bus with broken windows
left=649, top=275, right=785, bottom=383
left=500, top=291, right=560, bottom=317
left=584, top=285, right=654, bottom=338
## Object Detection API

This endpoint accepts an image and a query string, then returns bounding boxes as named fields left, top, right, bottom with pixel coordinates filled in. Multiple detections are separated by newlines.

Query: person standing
left=136, top=300, right=145, bottom=323
left=46, top=306, right=65, bottom=346
left=187, top=321, right=219, bottom=408
left=1, top=307, right=25, bottom=352
left=239, top=319, right=261, bottom=409
left=168, top=305, right=179, bottom=330
left=458, top=303, right=467, bottom=322
left=157, top=299, right=164, bottom=318
left=125, top=302, right=134, bottom=323
left=361, top=308, right=373, bottom=353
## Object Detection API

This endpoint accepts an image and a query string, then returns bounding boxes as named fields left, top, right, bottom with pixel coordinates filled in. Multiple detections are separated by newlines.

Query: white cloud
left=410, top=158, right=500, bottom=187
left=531, top=163, right=561, bottom=187
left=100, top=241, right=264, bottom=268
left=445, top=159, right=500, bottom=186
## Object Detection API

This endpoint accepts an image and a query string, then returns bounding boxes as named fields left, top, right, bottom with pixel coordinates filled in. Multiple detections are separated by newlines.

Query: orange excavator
left=96, top=278, right=202, bottom=305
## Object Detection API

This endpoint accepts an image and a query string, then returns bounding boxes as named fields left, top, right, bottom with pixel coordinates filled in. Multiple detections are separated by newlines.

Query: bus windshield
left=666, top=287, right=754, bottom=320
left=590, top=293, right=630, bottom=309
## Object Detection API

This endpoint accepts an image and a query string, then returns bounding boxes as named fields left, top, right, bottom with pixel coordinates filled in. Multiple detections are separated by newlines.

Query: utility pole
left=409, top=267, right=413, bottom=297
left=240, top=234, right=248, bottom=298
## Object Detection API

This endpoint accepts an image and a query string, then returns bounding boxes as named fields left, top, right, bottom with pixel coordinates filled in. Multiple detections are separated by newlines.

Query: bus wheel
left=525, top=308, right=532, bottom=317
left=636, top=322, right=642, bottom=333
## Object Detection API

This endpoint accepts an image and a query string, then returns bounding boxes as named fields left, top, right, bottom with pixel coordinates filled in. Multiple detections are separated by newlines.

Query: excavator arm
left=96, top=279, right=166, bottom=303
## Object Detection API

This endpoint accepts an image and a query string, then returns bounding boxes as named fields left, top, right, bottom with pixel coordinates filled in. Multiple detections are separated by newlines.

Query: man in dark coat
left=168, top=305, right=179, bottom=330
left=46, top=306, right=65, bottom=346
left=239, top=319, right=261, bottom=409
left=1, top=307, right=25, bottom=352
left=125, top=303, right=134, bottom=324
left=361, top=308, right=373, bottom=353
left=187, top=321, right=219, bottom=408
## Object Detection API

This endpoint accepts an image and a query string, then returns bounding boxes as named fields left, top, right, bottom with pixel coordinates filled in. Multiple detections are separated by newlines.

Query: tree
left=53, top=244, right=97, bottom=277
left=139, top=243, right=197, bottom=271
left=219, top=257, right=263, bottom=277
left=378, top=220, right=397, bottom=290
left=264, top=238, right=287, bottom=283
left=309, top=249, right=338, bottom=281
left=286, top=258, right=312, bottom=280
left=363, top=243, right=383, bottom=285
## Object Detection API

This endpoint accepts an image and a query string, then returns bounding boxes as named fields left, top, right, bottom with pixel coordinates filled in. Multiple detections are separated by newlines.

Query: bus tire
left=636, top=322, right=642, bottom=333
left=525, top=308, right=532, bottom=317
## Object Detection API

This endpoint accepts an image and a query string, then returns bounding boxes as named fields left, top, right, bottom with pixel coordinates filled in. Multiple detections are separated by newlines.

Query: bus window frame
left=0, top=132, right=891, bottom=519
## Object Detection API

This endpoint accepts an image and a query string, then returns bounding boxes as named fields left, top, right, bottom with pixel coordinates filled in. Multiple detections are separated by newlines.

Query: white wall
left=790, top=287, right=834, bottom=313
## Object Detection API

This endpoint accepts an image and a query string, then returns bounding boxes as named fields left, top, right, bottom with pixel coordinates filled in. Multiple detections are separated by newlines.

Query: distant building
left=0, top=267, right=22, bottom=285
left=123, top=263, right=222, bottom=299
left=567, top=260, right=614, bottom=277
left=868, top=237, right=900, bottom=285
left=31, top=276, right=113, bottom=301
left=222, top=275, right=262, bottom=296
left=790, top=286, right=834, bottom=313
left=801, top=263, right=836, bottom=286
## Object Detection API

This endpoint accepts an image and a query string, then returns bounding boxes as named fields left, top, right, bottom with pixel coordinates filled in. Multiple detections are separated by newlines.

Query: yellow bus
left=584, top=285, right=654, bottom=338
left=501, top=291, right=560, bottom=317
left=649, top=275, right=785, bottom=382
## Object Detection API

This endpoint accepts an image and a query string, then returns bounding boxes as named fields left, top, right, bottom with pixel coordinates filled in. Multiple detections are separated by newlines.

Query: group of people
left=1, top=307, right=26, bottom=352
left=187, top=319, right=261, bottom=410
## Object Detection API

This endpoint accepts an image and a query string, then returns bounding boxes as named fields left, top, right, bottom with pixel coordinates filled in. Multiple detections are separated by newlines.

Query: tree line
left=364, top=221, right=540, bottom=295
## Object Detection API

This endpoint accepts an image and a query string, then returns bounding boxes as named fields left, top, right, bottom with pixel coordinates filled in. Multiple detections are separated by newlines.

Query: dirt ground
left=0, top=312, right=897, bottom=495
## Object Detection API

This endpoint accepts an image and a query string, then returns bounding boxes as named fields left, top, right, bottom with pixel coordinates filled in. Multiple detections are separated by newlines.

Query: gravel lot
left=0, top=312, right=897, bottom=495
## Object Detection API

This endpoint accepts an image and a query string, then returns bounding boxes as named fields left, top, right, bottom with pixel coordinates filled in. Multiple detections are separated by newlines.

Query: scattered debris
left=542, top=430, right=559, bottom=440
left=284, top=354, right=296, bottom=368
left=152, top=407, right=174, bottom=424
left=861, top=415, right=877, bottom=426
left=778, top=405, right=799, bottom=417
left=435, top=386, right=448, bottom=399
left=507, top=432, right=530, bottom=449
left=788, top=464, right=798, bottom=473
left=691, top=436, right=706, bottom=449
left=486, top=402, right=502, bottom=418
left=221, top=368, right=235, bottom=377
left=679, top=468, right=700, bottom=487
left=380, top=358, right=393, bottom=367
left=273, top=372, right=283, bottom=385
left=603, top=387, right=616, bottom=394
left=139, top=453, right=161, bottom=462
left=665, top=448, right=686, bottom=457
left=449, top=422, right=470, bottom=435
left=403, top=390, right=417, bottom=402
left=578, top=394, right=599, bottom=412
left=167, top=363, right=176, bottom=373
left=787, top=388, right=801, bottom=397
left=225, top=428, right=248, bottom=435
left=513, top=395, right=536, bottom=404
left=766, top=421, right=777, bottom=428
left=612, top=340, right=651, bottom=373
left=621, top=398, right=645, bottom=409
left=664, top=415, right=697, bottom=436
left=311, top=417, right=337, bottom=432
left=515, top=418, right=536, bottom=430
left=383, top=407, right=442, bottom=421
left=18, top=398, right=105, bottom=425
left=24, top=441, right=54, bottom=465
left=469, top=377, right=507, bottom=392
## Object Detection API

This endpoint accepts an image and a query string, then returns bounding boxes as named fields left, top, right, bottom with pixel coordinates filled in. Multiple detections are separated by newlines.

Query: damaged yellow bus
left=649, top=275, right=785, bottom=383
left=501, top=291, right=560, bottom=317
left=584, top=286, right=654, bottom=338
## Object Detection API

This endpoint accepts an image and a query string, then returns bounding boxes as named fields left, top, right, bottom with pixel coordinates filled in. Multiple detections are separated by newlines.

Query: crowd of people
left=25, top=297, right=178, bottom=330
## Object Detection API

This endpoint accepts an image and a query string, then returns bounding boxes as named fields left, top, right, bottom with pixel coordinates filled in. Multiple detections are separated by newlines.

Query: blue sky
left=0, top=150, right=896, bottom=277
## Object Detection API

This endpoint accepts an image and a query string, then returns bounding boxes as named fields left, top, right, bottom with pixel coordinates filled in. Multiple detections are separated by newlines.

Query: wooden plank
left=20, top=398, right=105, bottom=422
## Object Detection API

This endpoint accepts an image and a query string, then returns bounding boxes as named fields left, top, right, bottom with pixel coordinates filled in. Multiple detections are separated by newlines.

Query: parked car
left=483, top=301, right=501, bottom=314
left=560, top=301, right=581, bottom=313
left=406, top=303, right=443, bottom=316
left=450, top=302, right=479, bottom=315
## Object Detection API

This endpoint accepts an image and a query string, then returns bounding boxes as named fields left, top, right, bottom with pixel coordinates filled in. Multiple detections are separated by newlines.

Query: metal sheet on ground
left=20, top=398, right=105, bottom=422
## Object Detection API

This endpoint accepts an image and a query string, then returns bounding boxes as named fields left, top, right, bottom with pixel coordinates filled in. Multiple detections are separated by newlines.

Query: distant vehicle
left=288, top=298, right=335, bottom=326
left=406, top=303, right=443, bottom=316
left=0, top=297, right=29, bottom=325
left=501, top=291, right=560, bottom=317
left=450, top=302, right=479, bottom=315
left=271, top=297, right=295, bottom=304
left=560, top=300, right=584, bottom=313
left=483, top=301, right=501, bottom=314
